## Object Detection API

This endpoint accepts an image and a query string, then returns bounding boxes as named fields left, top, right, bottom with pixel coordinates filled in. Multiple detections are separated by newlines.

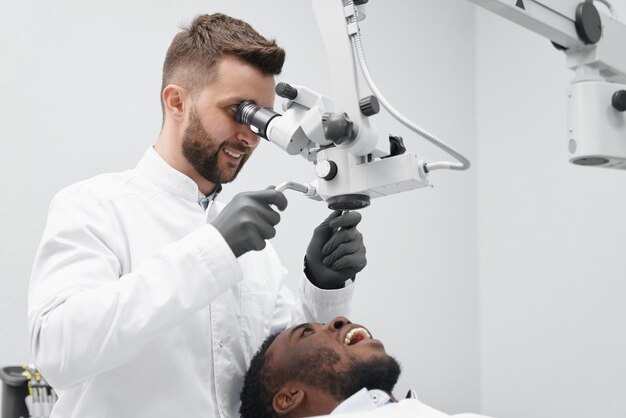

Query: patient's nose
left=327, top=316, right=350, bottom=331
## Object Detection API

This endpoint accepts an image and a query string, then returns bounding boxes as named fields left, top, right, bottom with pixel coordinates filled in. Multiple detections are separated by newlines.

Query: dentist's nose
left=238, top=126, right=261, bottom=148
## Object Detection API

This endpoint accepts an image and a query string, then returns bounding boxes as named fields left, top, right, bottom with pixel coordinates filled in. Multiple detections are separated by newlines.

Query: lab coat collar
left=198, top=185, right=222, bottom=210
left=136, top=147, right=211, bottom=203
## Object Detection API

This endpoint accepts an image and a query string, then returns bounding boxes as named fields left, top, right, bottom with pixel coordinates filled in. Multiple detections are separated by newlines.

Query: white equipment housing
left=468, top=0, right=626, bottom=168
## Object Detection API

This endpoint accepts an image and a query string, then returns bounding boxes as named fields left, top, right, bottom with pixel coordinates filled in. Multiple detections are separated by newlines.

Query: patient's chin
left=335, top=355, right=402, bottom=399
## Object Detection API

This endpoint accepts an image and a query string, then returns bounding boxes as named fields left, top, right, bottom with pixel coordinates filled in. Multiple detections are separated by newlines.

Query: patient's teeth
left=344, top=327, right=371, bottom=345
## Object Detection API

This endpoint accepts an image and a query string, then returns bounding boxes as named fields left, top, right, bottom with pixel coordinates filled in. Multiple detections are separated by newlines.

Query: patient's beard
left=333, top=356, right=402, bottom=399
left=293, top=347, right=401, bottom=401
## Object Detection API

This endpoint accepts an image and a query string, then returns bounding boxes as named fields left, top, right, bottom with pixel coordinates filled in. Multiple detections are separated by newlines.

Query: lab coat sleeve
left=28, top=190, right=242, bottom=390
left=269, top=272, right=355, bottom=335
left=299, top=275, right=355, bottom=323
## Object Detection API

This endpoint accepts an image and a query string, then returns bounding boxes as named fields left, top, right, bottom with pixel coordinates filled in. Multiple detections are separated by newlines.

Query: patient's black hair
left=239, top=333, right=280, bottom=418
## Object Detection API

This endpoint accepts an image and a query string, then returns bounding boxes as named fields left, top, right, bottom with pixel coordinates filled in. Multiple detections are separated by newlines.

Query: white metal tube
left=345, top=0, right=470, bottom=172
left=275, top=181, right=318, bottom=197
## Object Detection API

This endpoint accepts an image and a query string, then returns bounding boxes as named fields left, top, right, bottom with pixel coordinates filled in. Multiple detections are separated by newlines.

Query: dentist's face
left=182, top=55, right=275, bottom=185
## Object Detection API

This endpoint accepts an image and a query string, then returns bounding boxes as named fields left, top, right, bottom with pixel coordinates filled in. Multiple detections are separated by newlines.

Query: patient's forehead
left=267, top=322, right=321, bottom=360
left=271, top=324, right=302, bottom=349
left=264, top=330, right=291, bottom=370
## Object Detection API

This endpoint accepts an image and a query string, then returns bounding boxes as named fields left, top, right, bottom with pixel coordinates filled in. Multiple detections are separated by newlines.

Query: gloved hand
left=212, top=187, right=288, bottom=258
left=305, top=210, right=366, bottom=289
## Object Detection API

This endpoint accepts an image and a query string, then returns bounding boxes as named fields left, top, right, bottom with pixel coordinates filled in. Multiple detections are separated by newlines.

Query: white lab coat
left=28, top=147, right=354, bottom=418
left=315, top=388, right=492, bottom=418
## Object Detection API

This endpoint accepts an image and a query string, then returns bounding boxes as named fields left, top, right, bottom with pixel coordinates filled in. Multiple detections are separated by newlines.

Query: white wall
left=475, top=3, right=626, bottom=418
left=0, top=0, right=479, bottom=413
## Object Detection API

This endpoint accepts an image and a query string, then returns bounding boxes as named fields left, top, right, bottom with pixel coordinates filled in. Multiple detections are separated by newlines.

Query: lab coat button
left=218, top=340, right=224, bottom=348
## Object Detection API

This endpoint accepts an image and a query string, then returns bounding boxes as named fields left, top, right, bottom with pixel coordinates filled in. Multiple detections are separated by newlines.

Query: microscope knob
left=359, top=95, right=380, bottom=116
left=275, top=82, right=298, bottom=100
left=575, top=1, right=602, bottom=45
left=316, top=160, right=338, bottom=181
left=322, top=112, right=354, bottom=145
left=612, top=90, right=626, bottom=112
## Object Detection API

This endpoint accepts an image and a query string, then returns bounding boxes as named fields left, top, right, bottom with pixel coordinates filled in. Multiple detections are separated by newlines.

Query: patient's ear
left=273, top=383, right=305, bottom=416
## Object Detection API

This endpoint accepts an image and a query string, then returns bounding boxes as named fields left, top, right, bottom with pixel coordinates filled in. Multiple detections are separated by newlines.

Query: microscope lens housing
left=235, top=101, right=280, bottom=140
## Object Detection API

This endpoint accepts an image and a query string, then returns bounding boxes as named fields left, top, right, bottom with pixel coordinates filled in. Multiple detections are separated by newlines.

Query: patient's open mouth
left=344, top=327, right=371, bottom=346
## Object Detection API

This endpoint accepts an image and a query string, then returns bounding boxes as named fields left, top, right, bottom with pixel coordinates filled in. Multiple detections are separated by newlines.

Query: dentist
left=28, top=13, right=366, bottom=418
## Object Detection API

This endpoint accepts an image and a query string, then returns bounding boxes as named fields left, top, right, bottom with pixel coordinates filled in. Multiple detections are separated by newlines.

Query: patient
left=239, top=316, right=490, bottom=417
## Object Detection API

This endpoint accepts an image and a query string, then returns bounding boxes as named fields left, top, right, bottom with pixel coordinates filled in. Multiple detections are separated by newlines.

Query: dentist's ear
left=162, top=84, right=187, bottom=122
left=273, top=384, right=305, bottom=416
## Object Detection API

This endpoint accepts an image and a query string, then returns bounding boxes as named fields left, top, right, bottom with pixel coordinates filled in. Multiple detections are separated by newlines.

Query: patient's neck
left=294, top=388, right=342, bottom=417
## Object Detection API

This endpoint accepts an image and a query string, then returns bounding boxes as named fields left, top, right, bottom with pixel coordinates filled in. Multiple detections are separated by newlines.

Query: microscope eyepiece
left=235, top=101, right=280, bottom=140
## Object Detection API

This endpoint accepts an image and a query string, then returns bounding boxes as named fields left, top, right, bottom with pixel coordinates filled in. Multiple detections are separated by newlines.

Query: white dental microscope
left=235, top=0, right=626, bottom=209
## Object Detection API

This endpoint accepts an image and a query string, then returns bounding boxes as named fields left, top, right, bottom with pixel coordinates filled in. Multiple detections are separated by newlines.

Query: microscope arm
left=468, top=0, right=626, bottom=168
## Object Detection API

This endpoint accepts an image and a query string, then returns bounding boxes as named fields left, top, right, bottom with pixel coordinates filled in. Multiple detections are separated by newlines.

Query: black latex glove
left=305, top=210, right=366, bottom=289
left=212, top=187, right=288, bottom=258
